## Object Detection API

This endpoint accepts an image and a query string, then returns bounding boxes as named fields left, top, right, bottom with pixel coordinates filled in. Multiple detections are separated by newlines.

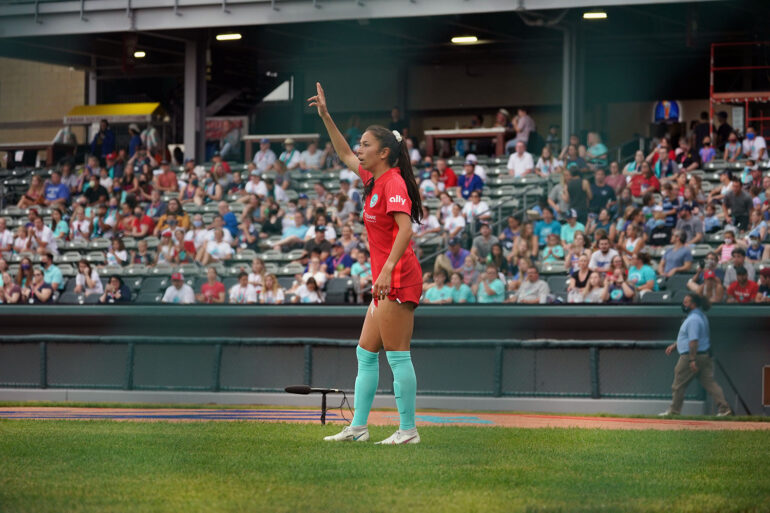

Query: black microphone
left=285, top=385, right=341, bottom=394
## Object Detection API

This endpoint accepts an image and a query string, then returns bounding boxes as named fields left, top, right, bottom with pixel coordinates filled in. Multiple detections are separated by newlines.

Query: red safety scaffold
left=710, top=41, right=770, bottom=140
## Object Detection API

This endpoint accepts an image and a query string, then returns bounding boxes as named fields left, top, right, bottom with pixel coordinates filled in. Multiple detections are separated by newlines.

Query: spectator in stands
left=299, top=141, right=323, bottom=172
left=105, top=239, right=128, bottom=267
left=724, top=132, right=742, bottom=162
left=756, top=268, right=770, bottom=303
left=586, top=132, right=608, bottom=169
left=422, top=269, right=453, bottom=304
left=548, top=173, right=569, bottom=220
left=161, top=272, right=195, bottom=304
left=565, top=231, right=591, bottom=273
left=471, top=222, right=499, bottom=260
left=541, top=233, right=565, bottom=264
left=589, top=235, right=618, bottom=272
left=629, top=161, right=660, bottom=198
left=563, top=144, right=588, bottom=174
left=419, top=169, right=444, bottom=200
left=0, top=218, right=13, bottom=255
left=49, top=208, right=69, bottom=243
left=726, top=266, right=758, bottom=303
left=533, top=207, right=559, bottom=247
left=326, top=242, right=353, bottom=278
left=623, top=150, right=645, bottom=176
left=673, top=205, right=703, bottom=245
left=618, top=223, right=644, bottom=266
left=603, top=269, right=634, bottom=304
left=293, top=276, right=324, bottom=304
left=252, top=138, right=276, bottom=173
left=588, top=169, right=616, bottom=216
left=653, top=147, right=678, bottom=181
left=673, top=138, right=700, bottom=173
left=436, top=158, right=457, bottom=189
left=218, top=120, right=242, bottom=162
left=462, top=191, right=491, bottom=227
left=605, top=161, right=626, bottom=195
left=152, top=160, right=177, bottom=193
left=494, top=108, right=513, bottom=130
left=512, top=222, right=538, bottom=261
left=434, top=237, right=469, bottom=277
left=687, top=269, right=724, bottom=304
left=412, top=205, right=441, bottom=255
left=456, top=159, right=484, bottom=200
left=194, top=267, right=225, bottom=304
left=350, top=249, right=372, bottom=303
left=74, top=259, right=102, bottom=297
left=21, top=267, right=53, bottom=304
left=535, top=146, right=561, bottom=178
left=443, top=202, right=466, bottom=239
left=746, top=232, right=766, bottom=264
left=627, top=252, right=656, bottom=294
left=567, top=254, right=592, bottom=301
left=582, top=271, right=606, bottom=304
left=706, top=170, right=732, bottom=206
left=449, top=271, right=475, bottom=303
left=723, top=247, right=755, bottom=288
left=723, top=178, right=753, bottom=231
left=647, top=138, right=676, bottom=166
left=144, top=190, right=166, bottom=220
left=514, top=266, right=548, bottom=304
left=38, top=252, right=62, bottom=292
left=475, top=263, right=505, bottom=303
left=486, top=243, right=509, bottom=277
left=30, top=216, right=57, bottom=256
left=129, top=239, right=153, bottom=267
left=154, top=199, right=189, bottom=237
left=17, top=175, right=45, bottom=209
left=698, top=137, right=716, bottom=164
left=659, top=230, right=693, bottom=278
left=260, top=274, right=285, bottom=304
left=715, top=229, right=739, bottom=265
left=460, top=254, right=479, bottom=286
left=43, top=170, right=70, bottom=210
left=99, top=275, right=131, bottom=304
left=90, top=119, right=115, bottom=159
left=512, top=107, right=535, bottom=147
left=197, top=228, right=233, bottom=266
left=276, top=138, right=301, bottom=172
left=498, top=216, right=521, bottom=252
left=228, top=271, right=258, bottom=304
left=742, top=126, right=766, bottom=161
left=562, top=167, right=592, bottom=224
left=507, top=141, right=534, bottom=177
left=1, top=271, right=21, bottom=304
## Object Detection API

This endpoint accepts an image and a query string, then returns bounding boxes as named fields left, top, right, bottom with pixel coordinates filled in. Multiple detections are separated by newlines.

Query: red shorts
left=373, top=283, right=422, bottom=308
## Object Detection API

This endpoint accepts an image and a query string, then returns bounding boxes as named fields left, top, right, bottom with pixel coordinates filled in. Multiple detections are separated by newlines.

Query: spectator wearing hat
left=471, top=222, right=499, bottom=261
left=422, top=269, right=453, bottom=304
left=687, top=268, right=724, bottom=304
left=455, top=159, right=485, bottom=200
left=674, top=204, right=704, bottom=244
left=755, top=268, right=770, bottom=303
left=494, top=108, right=513, bottom=130
left=153, top=160, right=178, bottom=193
left=325, top=242, right=354, bottom=278
left=43, top=170, right=70, bottom=210
left=514, top=266, right=549, bottom=304
left=434, top=237, right=470, bottom=277
left=723, top=247, right=756, bottom=288
left=303, top=225, right=333, bottom=262
left=128, top=123, right=142, bottom=157
left=277, top=138, right=301, bottom=171
left=90, top=119, right=115, bottom=159
left=252, top=138, right=277, bottom=173
left=104, top=152, right=124, bottom=182
left=162, top=273, right=196, bottom=304
left=658, top=230, right=693, bottom=278
left=229, top=271, right=258, bottom=304
left=219, top=120, right=242, bottom=162
left=559, top=209, right=585, bottom=248
left=726, top=266, right=758, bottom=303
left=99, top=275, right=132, bottom=304
left=723, top=178, right=753, bottom=231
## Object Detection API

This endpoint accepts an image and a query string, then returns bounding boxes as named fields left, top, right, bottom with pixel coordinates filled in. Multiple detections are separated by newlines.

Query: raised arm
left=308, top=82, right=361, bottom=175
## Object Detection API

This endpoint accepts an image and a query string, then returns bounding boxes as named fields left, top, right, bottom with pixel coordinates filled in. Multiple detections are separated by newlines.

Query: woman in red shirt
left=309, top=83, right=423, bottom=445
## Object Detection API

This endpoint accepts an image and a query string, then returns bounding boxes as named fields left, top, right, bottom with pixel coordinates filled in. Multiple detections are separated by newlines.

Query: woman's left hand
left=372, top=270, right=391, bottom=301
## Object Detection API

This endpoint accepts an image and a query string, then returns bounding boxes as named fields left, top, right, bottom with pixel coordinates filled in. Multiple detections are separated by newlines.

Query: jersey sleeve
left=384, top=176, right=412, bottom=216
left=358, top=165, right=373, bottom=185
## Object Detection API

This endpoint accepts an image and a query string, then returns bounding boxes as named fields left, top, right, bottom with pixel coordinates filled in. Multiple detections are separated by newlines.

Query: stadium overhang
left=63, top=102, right=166, bottom=125
left=0, top=0, right=720, bottom=39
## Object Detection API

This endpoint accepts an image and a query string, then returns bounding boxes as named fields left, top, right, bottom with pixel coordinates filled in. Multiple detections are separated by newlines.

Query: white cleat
left=323, top=425, right=370, bottom=442
left=375, top=428, right=420, bottom=445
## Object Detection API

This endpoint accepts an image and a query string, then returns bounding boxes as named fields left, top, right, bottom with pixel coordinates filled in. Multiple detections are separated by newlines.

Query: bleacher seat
left=58, top=292, right=85, bottom=305
left=640, top=291, right=673, bottom=304
left=665, top=273, right=695, bottom=292
left=325, top=277, right=354, bottom=304
left=546, top=275, right=570, bottom=295
left=277, top=276, right=294, bottom=289
left=134, top=292, right=163, bottom=304
left=141, top=276, right=170, bottom=292
left=124, top=276, right=143, bottom=291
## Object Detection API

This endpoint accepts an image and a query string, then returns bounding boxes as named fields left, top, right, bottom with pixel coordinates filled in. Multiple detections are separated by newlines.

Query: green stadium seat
left=134, top=292, right=163, bottom=304
left=141, top=276, right=171, bottom=292
left=640, top=291, right=673, bottom=304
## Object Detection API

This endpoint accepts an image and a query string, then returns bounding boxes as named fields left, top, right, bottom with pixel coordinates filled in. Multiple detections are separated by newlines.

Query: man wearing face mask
left=742, top=126, right=766, bottom=161
left=688, top=251, right=724, bottom=292
left=660, top=294, right=731, bottom=417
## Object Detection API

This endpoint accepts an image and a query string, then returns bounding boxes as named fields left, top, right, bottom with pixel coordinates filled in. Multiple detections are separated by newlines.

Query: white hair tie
left=392, top=130, right=402, bottom=143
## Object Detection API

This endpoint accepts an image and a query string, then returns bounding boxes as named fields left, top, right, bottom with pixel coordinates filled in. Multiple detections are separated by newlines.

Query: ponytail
left=362, top=125, right=423, bottom=223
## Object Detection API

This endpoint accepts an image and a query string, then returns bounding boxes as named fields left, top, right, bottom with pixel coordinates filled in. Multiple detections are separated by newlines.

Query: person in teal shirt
left=542, top=233, right=565, bottom=263
left=627, top=252, right=657, bottom=292
left=587, top=131, right=608, bottom=168
left=449, top=272, right=475, bottom=303
left=423, top=269, right=453, bottom=304
left=560, top=209, right=585, bottom=246
left=534, top=207, right=562, bottom=247
left=477, top=264, right=505, bottom=303
left=50, top=208, right=69, bottom=241
left=40, top=252, right=63, bottom=291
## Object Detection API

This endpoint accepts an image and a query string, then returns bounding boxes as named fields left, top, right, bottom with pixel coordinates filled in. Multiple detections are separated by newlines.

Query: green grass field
left=1, top=420, right=768, bottom=513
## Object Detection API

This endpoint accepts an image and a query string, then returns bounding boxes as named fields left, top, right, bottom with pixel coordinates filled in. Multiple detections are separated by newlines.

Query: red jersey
left=727, top=280, right=758, bottom=303
left=359, top=166, right=422, bottom=289
left=200, top=281, right=225, bottom=303
left=439, top=167, right=457, bottom=188
left=629, top=174, right=660, bottom=197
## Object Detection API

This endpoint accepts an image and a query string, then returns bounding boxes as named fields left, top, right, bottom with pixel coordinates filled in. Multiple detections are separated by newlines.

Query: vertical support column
left=493, top=344, right=504, bottom=397
left=589, top=347, right=600, bottom=399
left=574, top=25, right=586, bottom=137
left=560, top=24, right=573, bottom=148
left=39, top=342, right=48, bottom=389
left=212, top=343, right=223, bottom=392
left=87, top=56, right=98, bottom=147
left=196, top=42, right=207, bottom=163
left=124, top=342, right=135, bottom=390
left=304, top=343, right=313, bottom=386
left=291, top=73, right=304, bottom=134
left=184, top=40, right=198, bottom=162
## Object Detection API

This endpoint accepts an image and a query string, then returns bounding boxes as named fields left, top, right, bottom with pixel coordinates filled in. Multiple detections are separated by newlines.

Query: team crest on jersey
left=369, top=194, right=379, bottom=208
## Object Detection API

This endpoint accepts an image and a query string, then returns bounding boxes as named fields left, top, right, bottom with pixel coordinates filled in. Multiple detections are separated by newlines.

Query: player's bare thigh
left=373, top=298, right=415, bottom=352
left=358, top=301, right=384, bottom=353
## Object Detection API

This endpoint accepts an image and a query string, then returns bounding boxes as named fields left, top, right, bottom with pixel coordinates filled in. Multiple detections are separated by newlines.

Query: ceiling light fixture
left=216, top=33, right=242, bottom=41
left=582, top=11, right=607, bottom=20
left=133, top=51, right=146, bottom=58
left=451, top=36, right=478, bottom=45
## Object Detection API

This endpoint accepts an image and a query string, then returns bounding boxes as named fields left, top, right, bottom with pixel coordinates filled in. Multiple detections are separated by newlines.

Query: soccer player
left=309, top=83, right=424, bottom=445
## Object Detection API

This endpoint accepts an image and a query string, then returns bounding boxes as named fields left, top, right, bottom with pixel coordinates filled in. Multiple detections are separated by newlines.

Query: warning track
left=1, top=407, right=768, bottom=430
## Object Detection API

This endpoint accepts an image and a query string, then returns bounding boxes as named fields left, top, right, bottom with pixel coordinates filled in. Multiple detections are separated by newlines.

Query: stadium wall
left=0, top=305, right=766, bottom=415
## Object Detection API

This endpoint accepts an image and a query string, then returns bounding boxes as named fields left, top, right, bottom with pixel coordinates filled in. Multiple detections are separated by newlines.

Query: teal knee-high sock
left=351, top=346, right=379, bottom=427
left=386, top=351, right=417, bottom=431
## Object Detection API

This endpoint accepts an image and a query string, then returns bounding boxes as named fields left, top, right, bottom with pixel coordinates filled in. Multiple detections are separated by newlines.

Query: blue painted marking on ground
left=0, top=409, right=342, bottom=421
left=386, top=414, right=494, bottom=425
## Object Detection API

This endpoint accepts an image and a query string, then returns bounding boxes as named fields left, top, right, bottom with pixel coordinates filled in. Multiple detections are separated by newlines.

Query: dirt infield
left=1, top=407, right=768, bottom=430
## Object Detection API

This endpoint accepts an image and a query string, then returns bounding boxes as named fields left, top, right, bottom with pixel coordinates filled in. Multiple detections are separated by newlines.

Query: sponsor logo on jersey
left=369, top=194, right=378, bottom=208
left=364, top=213, right=377, bottom=224
left=389, top=195, right=407, bottom=206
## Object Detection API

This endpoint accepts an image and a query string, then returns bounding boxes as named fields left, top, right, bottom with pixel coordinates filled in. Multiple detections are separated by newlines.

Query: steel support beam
left=184, top=39, right=198, bottom=162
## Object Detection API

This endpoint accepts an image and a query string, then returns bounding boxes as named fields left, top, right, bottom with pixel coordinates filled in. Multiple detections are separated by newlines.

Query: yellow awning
left=64, top=103, right=164, bottom=125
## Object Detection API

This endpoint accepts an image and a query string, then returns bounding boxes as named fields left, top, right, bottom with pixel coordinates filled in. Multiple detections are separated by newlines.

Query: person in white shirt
left=244, top=171, right=268, bottom=199
left=162, top=273, right=196, bottom=304
left=292, top=276, right=324, bottom=304
left=589, top=235, right=620, bottom=272
left=197, top=228, right=233, bottom=265
left=443, top=202, right=466, bottom=239
left=461, top=190, right=492, bottom=224
left=742, top=126, right=767, bottom=161
left=31, top=217, right=58, bottom=256
left=419, top=169, right=445, bottom=199
left=299, top=141, right=323, bottom=171
left=277, top=138, right=302, bottom=171
left=0, top=218, right=15, bottom=254
left=74, top=259, right=103, bottom=296
left=205, top=217, right=234, bottom=244
left=464, top=154, right=487, bottom=181
left=229, top=271, right=258, bottom=304
left=185, top=214, right=210, bottom=251
left=406, top=138, right=421, bottom=166
left=252, top=138, right=277, bottom=173
left=507, top=141, right=535, bottom=177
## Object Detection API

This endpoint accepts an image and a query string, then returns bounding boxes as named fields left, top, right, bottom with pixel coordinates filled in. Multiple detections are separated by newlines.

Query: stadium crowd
left=1, top=109, right=769, bottom=305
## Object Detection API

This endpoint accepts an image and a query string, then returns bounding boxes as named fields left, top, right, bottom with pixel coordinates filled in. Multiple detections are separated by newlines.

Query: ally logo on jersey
left=389, top=195, right=407, bottom=206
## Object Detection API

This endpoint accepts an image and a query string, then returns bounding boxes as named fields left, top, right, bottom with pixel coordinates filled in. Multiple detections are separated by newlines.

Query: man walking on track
left=660, top=293, right=732, bottom=417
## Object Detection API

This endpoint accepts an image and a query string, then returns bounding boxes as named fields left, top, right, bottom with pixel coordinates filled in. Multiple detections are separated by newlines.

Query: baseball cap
left=340, top=178, right=351, bottom=184
left=298, top=193, right=309, bottom=200
left=250, top=170, right=260, bottom=176
left=464, top=159, right=476, bottom=166
left=568, top=208, right=578, bottom=218
left=171, top=272, right=183, bottom=280
left=184, top=158, right=195, bottom=164
left=678, top=204, right=692, bottom=212
left=105, top=152, right=116, bottom=160
left=466, top=154, right=478, bottom=163
left=213, top=151, right=221, bottom=157
left=759, top=268, right=770, bottom=278
left=129, top=123, right=140, bottom=133
left=703, top=269, right=716, bottom=280
left=284, top=138, right=295, bottom=145
left=449, top=237, right=461, bottom=245
left=315, top=225, right=325, bottom=233
left=260, top=138, right=270, bottom=144
left=333, top=241, right=343, bottom=247
left=498, top=108, right=511, bottom=118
